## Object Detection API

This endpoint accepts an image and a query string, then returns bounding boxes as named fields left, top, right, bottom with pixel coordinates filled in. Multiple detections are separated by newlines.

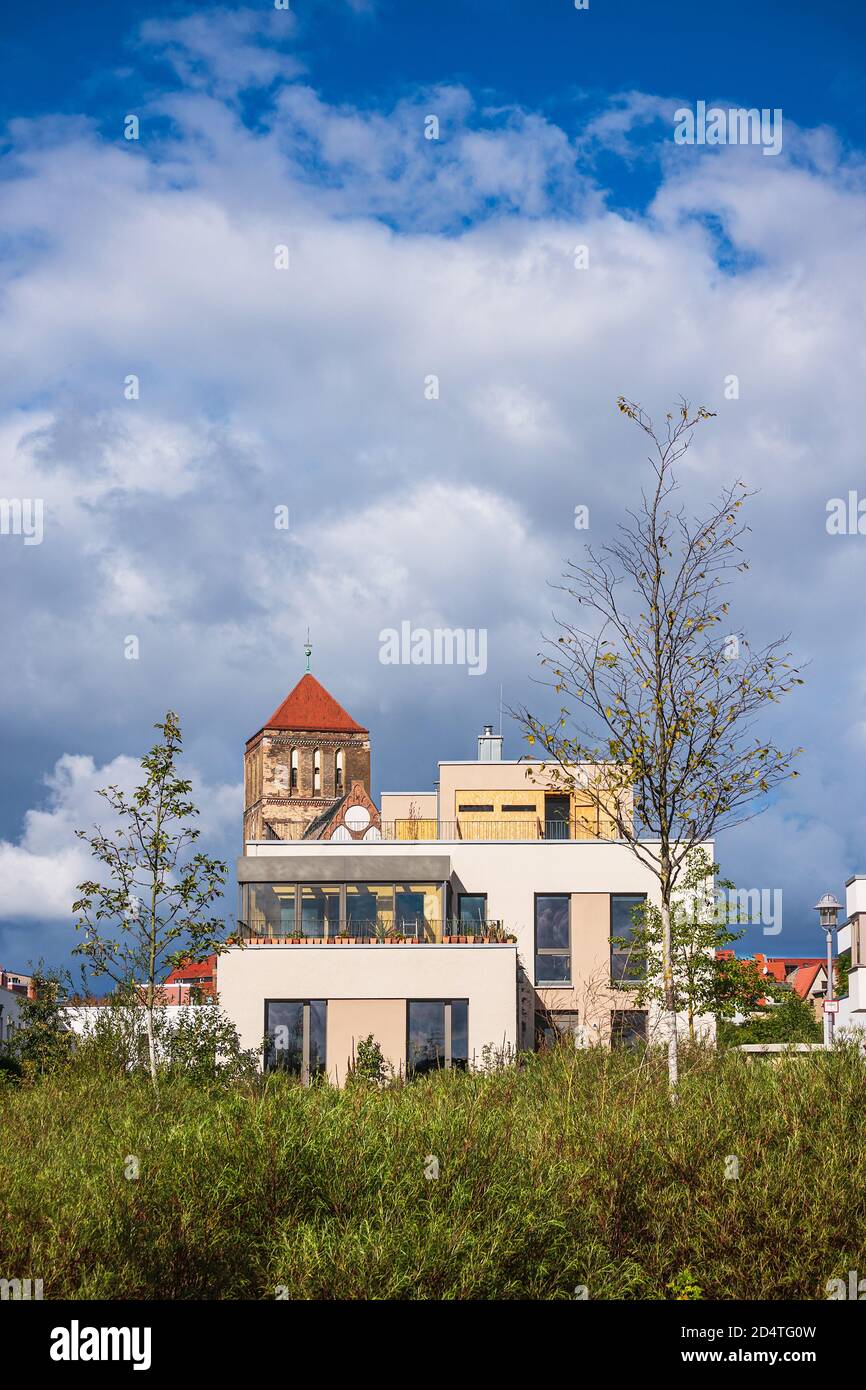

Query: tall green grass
left=1, top=1045, right=864, bottom=1299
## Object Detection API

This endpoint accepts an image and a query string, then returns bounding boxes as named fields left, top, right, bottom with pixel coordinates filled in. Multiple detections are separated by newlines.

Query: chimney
left=477, top=724, right=503, bottom=762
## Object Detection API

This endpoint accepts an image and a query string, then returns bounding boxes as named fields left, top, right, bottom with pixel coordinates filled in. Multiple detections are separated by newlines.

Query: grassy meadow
left=1, top=1044, right=864, bottom=1300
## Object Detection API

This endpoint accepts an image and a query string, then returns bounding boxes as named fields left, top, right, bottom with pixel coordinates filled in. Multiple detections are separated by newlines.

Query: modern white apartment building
left=836, top=875, right=866, bottom=1035
left=220, top=672, right=701, bottom=1083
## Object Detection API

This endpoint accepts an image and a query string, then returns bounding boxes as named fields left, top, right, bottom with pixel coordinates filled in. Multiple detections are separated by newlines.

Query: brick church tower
left=243, top=665, right=376, bottom=843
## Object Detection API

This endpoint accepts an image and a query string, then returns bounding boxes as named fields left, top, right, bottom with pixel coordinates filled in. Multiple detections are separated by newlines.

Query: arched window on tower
left=290, top=749, right=298, bottom=791
left=335, top=749, right=344, bottom=793
left=313, top=749, right=321, bottom=794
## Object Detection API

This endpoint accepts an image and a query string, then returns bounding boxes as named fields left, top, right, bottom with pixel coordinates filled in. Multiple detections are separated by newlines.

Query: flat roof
left=436, top=759, right=549, bottom=766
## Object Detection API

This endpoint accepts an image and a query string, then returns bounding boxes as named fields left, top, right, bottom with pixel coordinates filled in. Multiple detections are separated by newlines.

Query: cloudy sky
left=2, top=0, right=866, bottom=973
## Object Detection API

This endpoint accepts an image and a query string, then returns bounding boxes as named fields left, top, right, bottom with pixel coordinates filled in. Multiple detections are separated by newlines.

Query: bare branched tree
left=517, top=397, right=804, bottom=1096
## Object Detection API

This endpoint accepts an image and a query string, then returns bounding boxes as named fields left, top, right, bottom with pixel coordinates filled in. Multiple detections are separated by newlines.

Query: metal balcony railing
left=258, top=817, right=617, bottom=843
left=236, top=918, right=513, bottom=944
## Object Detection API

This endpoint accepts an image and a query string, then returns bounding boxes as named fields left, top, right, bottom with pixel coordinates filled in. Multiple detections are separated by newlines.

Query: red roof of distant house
left=165, top=955, right=217, bottom=984
left=758, top=958, right=788, bottom=985
left=789, top=962, right=825, bottom=999
left=256, top=674, right=367, bottom=737
left=715, top=951, right=829, bottom=1005
left=767, top=957, right=825, bottom=971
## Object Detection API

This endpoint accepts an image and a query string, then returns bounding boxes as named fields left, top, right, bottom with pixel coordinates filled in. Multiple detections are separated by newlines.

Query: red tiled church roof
left=258, top=674, right=368, bottom=736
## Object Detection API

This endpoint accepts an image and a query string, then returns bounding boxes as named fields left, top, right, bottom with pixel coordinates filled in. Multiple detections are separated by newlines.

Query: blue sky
left=2, top=0, right=866, bottom=976
left=4, top=0, right=866, bottom=154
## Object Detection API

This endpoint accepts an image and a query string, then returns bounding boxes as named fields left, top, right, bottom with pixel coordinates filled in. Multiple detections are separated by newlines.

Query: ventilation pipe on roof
left=477, top=724, right=503, bottom=762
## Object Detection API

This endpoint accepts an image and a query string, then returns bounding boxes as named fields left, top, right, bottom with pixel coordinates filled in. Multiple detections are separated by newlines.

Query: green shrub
left=9, top=965, right=73, bottom=1076
left=347, top=1033, right=387, bottom=1087
left=718, top=990, right=823, bottom=1047
left=0, top=1052, right=23, bottom=1085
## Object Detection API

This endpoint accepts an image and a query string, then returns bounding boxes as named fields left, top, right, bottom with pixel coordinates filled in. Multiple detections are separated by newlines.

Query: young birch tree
left=73, top=712, right=228, bottom=1089
left=519, top=398, right=804, bottom=1097
left=610, top=849, right=767, bottom=1042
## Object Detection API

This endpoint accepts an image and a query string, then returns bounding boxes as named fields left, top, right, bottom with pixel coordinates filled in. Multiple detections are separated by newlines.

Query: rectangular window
left=501, top=804, right=536, bottom=813
left=535, top=1009, right=580, bottom=1049
left=458, top=804, right=494, bottom=813
left=246, top=884, right=297, bottom=937
left=345, top=884, right=394, bottom=938
left=265, top=1000, right=327, bottom=1082
left=299, top=885, right=341, bottom=938
left=610, top=894, right=647, bottom=986
left=407, top=1000, right=468, bottom=1075
left=611, top=1010, right=647, bottom=1049
left=458, top=893, right=487, bottom=929
left=544, top=795, right=571, bottom=840
left=535, top=895, right=571, bottom=984
left=394, top=883, right=440, bottom=941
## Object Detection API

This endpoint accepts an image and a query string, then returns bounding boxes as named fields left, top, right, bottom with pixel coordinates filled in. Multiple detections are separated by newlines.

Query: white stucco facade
left=0, top=985, right=23, bottom=1044
left=227, top=835, right=714, bottom=1076
left=836, top=875, right=866, bottom=1037
left=219, top=941, right=518, bottom=1084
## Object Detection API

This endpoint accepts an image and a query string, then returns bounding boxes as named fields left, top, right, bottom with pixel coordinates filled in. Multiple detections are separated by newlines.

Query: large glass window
left=394, top=884, right=440, bottom=940
left=265, top=1000, right=327, bottom=1082
left=535, top=895, right=571, bottom=984
left=407, top=1001, right=468, bottom=1075
left=345, top=884, right=394, bottom=938
left=246, top=884, right=296, bottom=937
left=610, top=894, right=647, bottom=986
left=245, top=883, right=444, bottom=940
left=299, top=885, right=341, bottom=938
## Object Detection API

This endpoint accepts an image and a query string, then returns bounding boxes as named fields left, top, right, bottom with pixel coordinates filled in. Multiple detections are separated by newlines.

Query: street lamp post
left=814, top=892, right=841, bottom=1047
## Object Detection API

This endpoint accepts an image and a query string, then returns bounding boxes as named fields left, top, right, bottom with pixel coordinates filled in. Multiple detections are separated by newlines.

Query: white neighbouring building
left=0, top=983, right=23, bottom=1046
left=836, top=875, right=866, bottom=1036
left=221, top=670, right=713, bottom=1084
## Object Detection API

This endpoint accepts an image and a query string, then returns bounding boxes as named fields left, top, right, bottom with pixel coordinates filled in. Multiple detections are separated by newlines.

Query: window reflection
left=345, top=884, right=393, bottom=937
left=535, top=895, right=571, bottom=984
left=407, top=1000, right=468, bottom=1075
left=265, top=1000, right=327, bottom=1081
left=300, top=885, right=340, bottom=938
